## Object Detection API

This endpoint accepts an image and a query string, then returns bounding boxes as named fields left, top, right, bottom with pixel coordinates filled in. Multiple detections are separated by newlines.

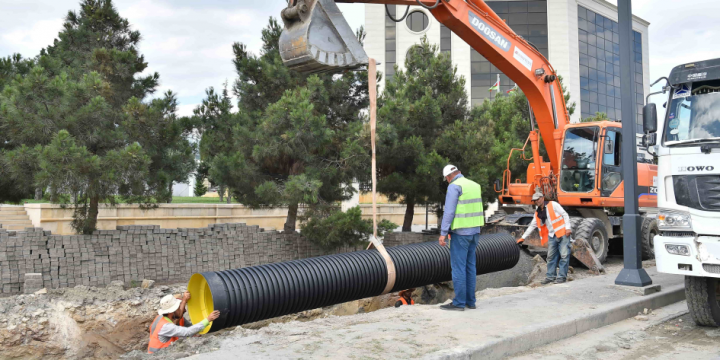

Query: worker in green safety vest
left=438, top=165, right=484, bottom=311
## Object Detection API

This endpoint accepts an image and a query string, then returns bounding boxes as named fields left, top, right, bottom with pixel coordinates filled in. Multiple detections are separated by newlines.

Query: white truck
left=643, top=58, right=720, bottom=326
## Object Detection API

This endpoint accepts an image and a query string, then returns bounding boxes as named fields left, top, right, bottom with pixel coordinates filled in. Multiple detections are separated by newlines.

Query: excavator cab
left=279, top=0, right=368, bottom=74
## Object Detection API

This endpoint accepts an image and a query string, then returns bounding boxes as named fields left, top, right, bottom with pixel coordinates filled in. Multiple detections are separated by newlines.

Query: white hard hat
left=157, top=294, right=181, bottom=315
left=443, top=165, right=459, bottom=178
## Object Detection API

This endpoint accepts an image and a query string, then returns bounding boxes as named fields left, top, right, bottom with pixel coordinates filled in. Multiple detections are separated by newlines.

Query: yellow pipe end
left=187, top=273, right=214, bottom=334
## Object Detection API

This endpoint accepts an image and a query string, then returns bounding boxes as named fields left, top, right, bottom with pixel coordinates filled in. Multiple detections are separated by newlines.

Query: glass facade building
left=376, top=0, right=648, bottom=130
left=578, top=5, right=644, bottom=129
left=470, top=0, right=548, bottom=106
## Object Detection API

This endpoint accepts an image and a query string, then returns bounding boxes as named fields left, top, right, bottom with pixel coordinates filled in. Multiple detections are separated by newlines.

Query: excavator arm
left=280, top=0, right=570, bottom=174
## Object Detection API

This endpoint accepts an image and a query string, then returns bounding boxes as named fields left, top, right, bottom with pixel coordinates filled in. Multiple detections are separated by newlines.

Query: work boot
left=540, top=278, right=555, bottom=285
left=555, top=278, right=567, bottom=284
left=439, top=303, right=464, bottom=311
left=466, top=304, right=476, bottom=310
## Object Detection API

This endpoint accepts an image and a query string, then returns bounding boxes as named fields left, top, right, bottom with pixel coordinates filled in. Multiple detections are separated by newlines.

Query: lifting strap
left=367, top=58, right=396, bottom=295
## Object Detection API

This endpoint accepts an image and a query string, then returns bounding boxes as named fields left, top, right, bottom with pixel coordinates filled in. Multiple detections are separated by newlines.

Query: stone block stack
left=0, top=222, right=368, bottom=295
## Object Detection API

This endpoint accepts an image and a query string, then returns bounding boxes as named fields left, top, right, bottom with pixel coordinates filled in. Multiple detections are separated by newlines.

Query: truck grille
left=662, top=231, right=695, bottom=237
left=674, top=175, right=720, bottom=212
left=697, top=176, right=720, bottom=210
left=703, top=264, right=720, bottom=274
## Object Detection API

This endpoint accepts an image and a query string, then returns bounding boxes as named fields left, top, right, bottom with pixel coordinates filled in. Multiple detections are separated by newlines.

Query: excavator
left=278, top=0, right=658, bottom=273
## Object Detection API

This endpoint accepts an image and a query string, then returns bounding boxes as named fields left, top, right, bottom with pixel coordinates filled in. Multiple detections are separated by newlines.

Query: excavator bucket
left=279, top=0, right=369, bottom=74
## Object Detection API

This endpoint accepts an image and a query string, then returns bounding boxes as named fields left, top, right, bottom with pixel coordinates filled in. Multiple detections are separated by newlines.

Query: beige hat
left=158, top=294, right=181, bottom=315
left=532, top=192, right=544, bottom=201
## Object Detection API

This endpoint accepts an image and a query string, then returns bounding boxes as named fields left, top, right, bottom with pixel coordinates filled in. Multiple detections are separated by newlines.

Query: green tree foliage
left=124, top=92, right=196, bottom=203
left=301, top=206, right=397, bottom=249
left=191, top=86, right=238, bottom=203
left=435, top=76, right=577, bottom=206
left=582, top=112, right=609, bottom=122
left=0, top=0, right=193, bottom=233
left=376, top=37, right=467, bottom=231
left=203, top=19, right=370, bottom=234
left=193, top=162, right=209, bottom=197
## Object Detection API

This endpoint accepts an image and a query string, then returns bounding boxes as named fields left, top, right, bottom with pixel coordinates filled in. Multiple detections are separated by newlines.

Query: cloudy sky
left=1, top=0, right=718, bottom=117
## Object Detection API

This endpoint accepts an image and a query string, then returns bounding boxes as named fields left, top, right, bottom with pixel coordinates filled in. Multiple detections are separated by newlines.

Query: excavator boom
left=280, top=0, right=570, bottom=174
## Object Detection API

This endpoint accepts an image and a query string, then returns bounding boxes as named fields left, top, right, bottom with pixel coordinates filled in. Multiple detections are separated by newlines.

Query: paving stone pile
left=0, top=224, right=364, bottom=295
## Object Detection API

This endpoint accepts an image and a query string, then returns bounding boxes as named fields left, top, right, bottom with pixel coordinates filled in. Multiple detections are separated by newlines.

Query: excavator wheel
left=574, top=218, right=609, bottom=264
left=641, top=216, right=658, bottom=260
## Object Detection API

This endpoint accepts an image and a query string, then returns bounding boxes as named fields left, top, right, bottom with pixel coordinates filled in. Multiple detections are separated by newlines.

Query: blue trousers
left=546, top=235, right=571, bottom=280
left=450, top=233, right=479, bottom=307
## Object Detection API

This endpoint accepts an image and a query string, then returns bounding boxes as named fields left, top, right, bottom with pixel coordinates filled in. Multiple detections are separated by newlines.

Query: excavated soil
left=0, top=250, right=636, bottom=359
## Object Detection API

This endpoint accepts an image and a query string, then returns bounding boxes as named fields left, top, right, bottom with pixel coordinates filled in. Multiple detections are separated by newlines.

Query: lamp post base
left=615, top=267, right=653, bottom=287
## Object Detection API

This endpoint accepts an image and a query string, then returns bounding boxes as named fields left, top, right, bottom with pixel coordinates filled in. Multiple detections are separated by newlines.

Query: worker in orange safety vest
left=147, top=292, right=220, bottom=354
left=517, top=191, right=572, bottom=285
left=394, top=289, right=416, bottom=307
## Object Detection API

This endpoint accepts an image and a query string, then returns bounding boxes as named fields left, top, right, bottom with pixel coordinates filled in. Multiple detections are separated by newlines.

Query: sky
left=0, top=0, right=718, bottom=118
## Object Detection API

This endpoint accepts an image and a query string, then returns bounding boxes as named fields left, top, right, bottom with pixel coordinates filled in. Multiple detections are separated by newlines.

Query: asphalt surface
left=510, top=301, right=720, bottom=360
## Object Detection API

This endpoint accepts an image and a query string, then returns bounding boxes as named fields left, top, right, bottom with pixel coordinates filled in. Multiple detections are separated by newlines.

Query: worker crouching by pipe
left=438, top=165, right=484, bottom=311
left=147, top=292, right=220, bottom=354
left=395, top=289, right=416, bottom=307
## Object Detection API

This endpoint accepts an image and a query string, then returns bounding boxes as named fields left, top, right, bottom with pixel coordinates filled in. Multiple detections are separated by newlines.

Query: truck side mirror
left=604, top=139, right=614, bottom=154
left=643, top=103, right=657, bottom=133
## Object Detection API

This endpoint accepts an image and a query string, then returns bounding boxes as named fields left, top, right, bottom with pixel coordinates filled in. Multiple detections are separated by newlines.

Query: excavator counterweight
left=279, top=0, right=368, bottom=74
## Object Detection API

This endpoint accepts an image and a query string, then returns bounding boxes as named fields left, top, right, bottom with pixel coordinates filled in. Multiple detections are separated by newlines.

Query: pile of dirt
left=0, top=281, right=186, bottom=359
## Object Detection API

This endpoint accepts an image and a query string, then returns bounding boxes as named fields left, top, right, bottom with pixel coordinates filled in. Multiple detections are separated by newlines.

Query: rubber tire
left=685, top=276, right=720, bottom=327
left=574, top=218, right=609, bottom=264
left=641, top=216, right=659, bottom=260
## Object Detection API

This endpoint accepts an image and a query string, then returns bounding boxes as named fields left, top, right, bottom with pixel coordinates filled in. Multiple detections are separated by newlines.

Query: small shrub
left=301, top=206, right=397, bottom=249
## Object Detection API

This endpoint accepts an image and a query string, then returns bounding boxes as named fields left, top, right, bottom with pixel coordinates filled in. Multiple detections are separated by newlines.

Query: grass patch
left=12, top=196, right=242, bottom=205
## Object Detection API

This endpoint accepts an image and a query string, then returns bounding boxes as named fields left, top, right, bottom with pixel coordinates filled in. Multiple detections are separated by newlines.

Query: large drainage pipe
left=187, top=233, right=519, bottom=333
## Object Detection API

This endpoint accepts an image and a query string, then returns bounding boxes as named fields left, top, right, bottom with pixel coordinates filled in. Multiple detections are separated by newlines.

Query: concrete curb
left=427, top=283, right=686, bottom=360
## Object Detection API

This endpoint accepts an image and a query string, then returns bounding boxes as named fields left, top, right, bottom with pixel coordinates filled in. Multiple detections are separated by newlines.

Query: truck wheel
left=685, top=276, right=720, bottom=327
left=641, top=216, right=658, bottom=260
left=574, top=218, right=609, bottom=264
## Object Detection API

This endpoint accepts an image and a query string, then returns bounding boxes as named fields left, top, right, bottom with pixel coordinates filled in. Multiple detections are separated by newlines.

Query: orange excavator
left=278, top=0, right=658, bottom=272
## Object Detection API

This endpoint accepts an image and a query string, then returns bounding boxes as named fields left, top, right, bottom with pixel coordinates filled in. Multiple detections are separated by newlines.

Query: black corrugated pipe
left=187, top=233, right=519, bottom=333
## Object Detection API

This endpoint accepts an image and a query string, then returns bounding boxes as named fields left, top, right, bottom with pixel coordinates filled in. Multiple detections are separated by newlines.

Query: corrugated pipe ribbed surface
left=187, top=233, right=519, bottom=333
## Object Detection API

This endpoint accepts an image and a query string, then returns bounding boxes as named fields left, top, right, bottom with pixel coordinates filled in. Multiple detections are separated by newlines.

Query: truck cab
left=645, top=58, right=720, bottom=327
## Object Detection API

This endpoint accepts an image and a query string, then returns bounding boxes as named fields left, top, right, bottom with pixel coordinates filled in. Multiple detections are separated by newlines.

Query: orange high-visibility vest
left=147, top=315, right=185, bottom=354
left=534, top=202, right=567, bottom=246
left=398, top=297, right=415, bottom=305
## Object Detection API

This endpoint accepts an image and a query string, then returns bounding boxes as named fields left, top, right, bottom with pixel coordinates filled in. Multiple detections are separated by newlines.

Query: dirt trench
left=0, top=251, right=543, bottom=359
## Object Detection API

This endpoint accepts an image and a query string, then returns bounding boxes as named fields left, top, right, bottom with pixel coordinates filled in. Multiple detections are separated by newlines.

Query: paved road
left=510, top=301, right=720, bottom=360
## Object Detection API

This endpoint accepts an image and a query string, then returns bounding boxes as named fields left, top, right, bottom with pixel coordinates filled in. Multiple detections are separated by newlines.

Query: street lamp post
left=615, top=0, right=652, bottom=287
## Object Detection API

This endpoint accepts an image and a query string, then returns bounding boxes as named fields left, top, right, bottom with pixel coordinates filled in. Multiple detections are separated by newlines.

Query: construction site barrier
left=187, top=233, right=520, bottom=333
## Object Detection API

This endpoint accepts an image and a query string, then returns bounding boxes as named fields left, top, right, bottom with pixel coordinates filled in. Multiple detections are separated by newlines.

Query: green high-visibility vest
left=450, top=177, right=485, bottom=230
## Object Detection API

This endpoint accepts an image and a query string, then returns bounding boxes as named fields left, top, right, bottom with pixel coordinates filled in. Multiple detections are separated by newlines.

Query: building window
left=406, top=11, right=430, bottom=33
left=385, top=6, right=397, bottom=83
left=578, top=5, right=644, bottom=132
left=440, top=24, right=451, bottom=56
left=470, top=0, right=548, bottom=106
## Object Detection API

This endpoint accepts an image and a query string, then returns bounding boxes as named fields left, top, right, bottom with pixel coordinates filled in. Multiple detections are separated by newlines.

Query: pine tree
left=212, top=19, right=370, bottom=233
left=193, top=174, right=208, bottom=197
left=0, top=0, right=190, bottom=233
left=124, top=91, right=196, bottom=203
left=376, top=37, right=467, bottom=231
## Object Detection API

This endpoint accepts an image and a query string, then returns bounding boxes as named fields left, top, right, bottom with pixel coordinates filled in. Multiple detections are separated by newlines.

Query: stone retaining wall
left=0, top=224, right=364, bottom=295
left=383, top=232, right=437, bottom=247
